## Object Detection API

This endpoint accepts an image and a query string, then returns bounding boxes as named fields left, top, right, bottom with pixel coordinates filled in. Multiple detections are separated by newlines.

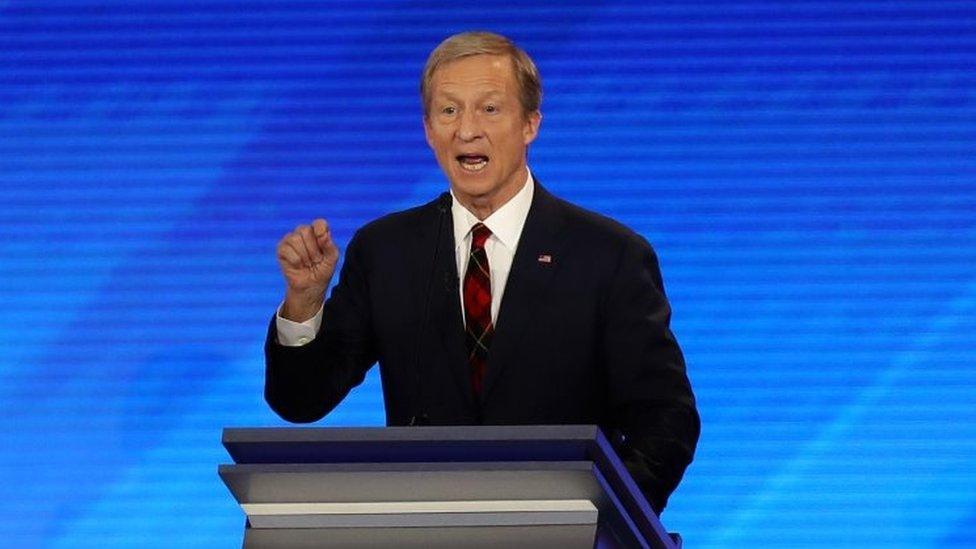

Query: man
left=266, top=31, right=699, bottom=513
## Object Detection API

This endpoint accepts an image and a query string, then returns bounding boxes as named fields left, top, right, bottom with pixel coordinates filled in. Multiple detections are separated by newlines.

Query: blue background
left=1, top=1, right=974, bottom=547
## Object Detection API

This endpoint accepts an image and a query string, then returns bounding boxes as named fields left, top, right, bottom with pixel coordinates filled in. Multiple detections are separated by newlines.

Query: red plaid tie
left=463, top=223, right=493, bottom=395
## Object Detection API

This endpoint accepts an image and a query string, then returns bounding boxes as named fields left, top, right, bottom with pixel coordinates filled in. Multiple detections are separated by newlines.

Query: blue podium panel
left=219, top=426, right=679, bottom=548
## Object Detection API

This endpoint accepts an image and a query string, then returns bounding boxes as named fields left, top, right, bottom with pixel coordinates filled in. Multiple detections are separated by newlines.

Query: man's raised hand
left=276, top=218, right=340, bottom=322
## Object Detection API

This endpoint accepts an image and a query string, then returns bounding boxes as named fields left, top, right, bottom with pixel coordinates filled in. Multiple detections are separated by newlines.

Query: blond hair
left=421, top=31, right=542, bottom=118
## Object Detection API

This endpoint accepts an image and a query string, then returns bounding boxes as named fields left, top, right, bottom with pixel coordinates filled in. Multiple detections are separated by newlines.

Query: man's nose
left=457, top=110, right=483, bottom=141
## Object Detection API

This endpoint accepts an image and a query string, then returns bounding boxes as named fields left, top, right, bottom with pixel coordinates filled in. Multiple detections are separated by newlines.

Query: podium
left=219, top=425, right=681, bottom=548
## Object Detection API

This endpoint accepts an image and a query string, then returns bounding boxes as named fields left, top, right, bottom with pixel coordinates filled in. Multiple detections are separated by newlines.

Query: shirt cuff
left=275, top=302, right=324, bottom=346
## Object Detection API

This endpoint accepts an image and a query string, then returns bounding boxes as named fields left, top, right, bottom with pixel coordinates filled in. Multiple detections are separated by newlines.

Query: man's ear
left=523, top=110, right=542, bottom=145
left=423, top=115, right=434, bottom=149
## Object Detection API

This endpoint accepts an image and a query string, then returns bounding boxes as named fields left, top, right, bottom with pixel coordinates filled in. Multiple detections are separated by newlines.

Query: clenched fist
left=276, top=218, right=340, bottom=322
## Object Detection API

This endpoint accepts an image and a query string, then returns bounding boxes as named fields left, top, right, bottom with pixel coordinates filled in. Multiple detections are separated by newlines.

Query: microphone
left=435, top=191, right=452, bottom=214
left=409, top=191, right=452, bottom=426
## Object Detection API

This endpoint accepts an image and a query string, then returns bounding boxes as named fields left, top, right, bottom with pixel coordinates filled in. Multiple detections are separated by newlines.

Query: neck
left=464, top=200, right=498, bottom=221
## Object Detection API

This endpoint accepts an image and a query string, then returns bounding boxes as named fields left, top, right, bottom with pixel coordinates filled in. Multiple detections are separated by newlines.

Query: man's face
left=424, top=54, right=541, bottom=213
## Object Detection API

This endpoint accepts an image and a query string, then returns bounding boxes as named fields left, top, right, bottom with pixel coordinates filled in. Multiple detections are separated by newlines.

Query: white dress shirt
left=277, top=169, right=535, bottom=346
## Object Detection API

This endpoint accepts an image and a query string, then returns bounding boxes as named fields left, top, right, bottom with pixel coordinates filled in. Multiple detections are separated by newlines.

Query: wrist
left=281, top=290, right=324, bottom=322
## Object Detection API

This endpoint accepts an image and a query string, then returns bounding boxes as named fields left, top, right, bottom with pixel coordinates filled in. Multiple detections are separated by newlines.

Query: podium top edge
left=222, top=424, right=602, bottom=444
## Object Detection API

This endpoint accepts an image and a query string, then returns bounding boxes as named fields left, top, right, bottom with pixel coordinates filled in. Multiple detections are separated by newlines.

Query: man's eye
left=484, top=105, right=497, bottom=113
left=442, top=106, right=456, bottom=115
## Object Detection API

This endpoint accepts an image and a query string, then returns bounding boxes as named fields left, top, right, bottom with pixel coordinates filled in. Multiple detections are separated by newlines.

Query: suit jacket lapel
left=481, top=182, right=566, bottom=402
left=422, top=200, right=475, bottom=408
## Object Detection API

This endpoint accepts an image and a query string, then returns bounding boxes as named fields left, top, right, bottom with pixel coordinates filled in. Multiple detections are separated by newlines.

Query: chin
left=452, top=183, right=492, bottom=200
left=450, top=172, right=495, bottom=192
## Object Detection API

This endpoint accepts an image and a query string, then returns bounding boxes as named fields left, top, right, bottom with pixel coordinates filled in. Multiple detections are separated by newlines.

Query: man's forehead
left=431, top=86, right=507, bottom=100
left=432, top=55, right=513, bottom=82
left=431, top=61, right=515, bottom=99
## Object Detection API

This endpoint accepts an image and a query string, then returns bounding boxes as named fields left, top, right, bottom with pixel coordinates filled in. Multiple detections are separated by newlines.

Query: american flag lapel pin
left=537, top=254, right=552, bottom=264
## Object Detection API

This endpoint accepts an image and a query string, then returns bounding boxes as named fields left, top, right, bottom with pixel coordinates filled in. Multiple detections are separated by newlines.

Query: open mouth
left=456, top=154, right=489, bottom=172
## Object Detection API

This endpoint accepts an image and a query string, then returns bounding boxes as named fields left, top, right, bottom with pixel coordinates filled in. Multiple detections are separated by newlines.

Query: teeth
left=459, top=159, right=488, bottom=172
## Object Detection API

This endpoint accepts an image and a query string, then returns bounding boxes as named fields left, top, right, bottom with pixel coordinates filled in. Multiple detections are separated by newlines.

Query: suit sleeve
left=264, top=230, right=377, bottom=423
left=602, top=234, right=701, bottom=514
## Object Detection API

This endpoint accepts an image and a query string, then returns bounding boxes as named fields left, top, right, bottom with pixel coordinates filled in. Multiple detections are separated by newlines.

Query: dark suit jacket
left=265, top=182, right=700, bottom=512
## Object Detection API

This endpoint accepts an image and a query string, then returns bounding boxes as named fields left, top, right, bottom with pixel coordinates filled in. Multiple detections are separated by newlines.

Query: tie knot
left=470, top=223, right=492, bottom=248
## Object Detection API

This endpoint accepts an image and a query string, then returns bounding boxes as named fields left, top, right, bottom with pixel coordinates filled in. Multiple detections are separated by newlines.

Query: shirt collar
left=451, top=168, right=535, bottom=251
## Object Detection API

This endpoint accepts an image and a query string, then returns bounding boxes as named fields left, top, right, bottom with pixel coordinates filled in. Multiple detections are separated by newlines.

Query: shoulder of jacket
left=546, top=191, right=652, bottom=252
left=354, top=199, right=437, bottom=243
